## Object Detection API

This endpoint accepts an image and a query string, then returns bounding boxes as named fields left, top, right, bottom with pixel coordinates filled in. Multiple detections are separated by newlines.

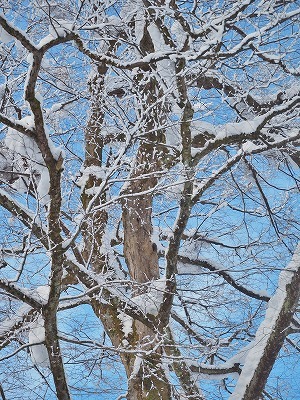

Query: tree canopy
left=0, top=1, right=299, bottom=399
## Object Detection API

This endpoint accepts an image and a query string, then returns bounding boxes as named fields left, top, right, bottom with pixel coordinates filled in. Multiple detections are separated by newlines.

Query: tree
left=0, top=1, right=299, bottom=399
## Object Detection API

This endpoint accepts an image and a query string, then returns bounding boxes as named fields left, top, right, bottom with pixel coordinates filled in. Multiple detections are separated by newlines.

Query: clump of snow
left=0, top=26, right=13, bottom=43
left=147, top=22, right=176, bottom=94
left=5, top=116, right=36, bottom=152
left=129, top=355, right=143, bottom=380
left=165, top=125, right=181, bottom=147
left=0, top=144, right=16, bottom=182
left=191, top=120, right=216, bottom=138
left=215, top=116, right=265, bottom=140
left=49, top=20, right=74, bottom=38
left=171, top=20, right=188, bottom=49
left=36, top=34, right=55, bottom=49
left=242, top=141, right=260, bottom=153
left=151, top=226, right=165, bottom=252
left=118, top=311, right=133, bottom=338
left=36, top=168, right=50, bottom=205
left=132, top=277, right=166, bottom=316
left=4, top=119, right=46, bottom=198
left=77, top=166, right=107, bottom=188
left=29, top=315, right=50, bottom=367
left=34, top=285, right=50, bottom=303
left=4, top=117, right=61, bottom=204
left=5, top=126, right=50, bottom=203
left=99, top=224, right=127, bottom=279
left=120, top=0, right=144, bottom=45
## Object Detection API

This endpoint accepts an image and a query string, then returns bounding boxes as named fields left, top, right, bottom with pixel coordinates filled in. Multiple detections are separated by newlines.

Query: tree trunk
left=127, top=358, right=171, bottom=400
left=121, top=143, right=172, bottom=399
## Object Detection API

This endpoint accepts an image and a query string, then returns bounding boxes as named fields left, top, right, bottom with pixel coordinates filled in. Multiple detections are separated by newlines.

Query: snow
left=177, top=260, right=202, bottom=275
left=242, top=141, right=260, bottom=153
left=99, top=225, right=127, bottom=279
left=0, top=25, right=13, bottom=43
left=118, top=311, right=133, bottom=338
left=165, top=126, right=181, bottom=148
left=36, top=34, right=55, bottom=49
left=192, top=120, right=216, bottom=138
left=49, top=20, right=74, bottom=38
left=5, top=123, right=50, bottom=201
left=35, top=91, right=44, bottom=105
left=229, top=243, right=300, bottom=399
left=0, top=13, right=35, bottom=49
left=28, top=315, right=50, bottom=367
left=34, top=285, right=50, bottom=303
left=129, top=355, right=143, bottom=380
left=120, top=0, right=142, bottom=24
left=151, top=226, right=165, bottom=252
left=24, top=54, right=34, bottom=96
left=191, top=83, right=300, bottom=148
left=0, top=304, right=31, bottom=336
left=132, top=277, right=166, bottom=316
left=4, top=116, right=62, bottom=203
left=171, top=20, right=188, bottom=49
left=0, top=145, right=15, bottom=181
left=132, top=5, right=145, bottom=45
left=253, top=289, right=270, bottom=298
left=36, top=167, right=50, bottom=205
left=215, top=116, right=265, bottom=140
left=12, top=177, right=28, bottom=193
left=77, top=166, right=107, bottom=191
left=49, top=102, right=63, bottom=113
left=105, top=74, right=129, bottom=96
left=147, top=22, right=176, bottom=93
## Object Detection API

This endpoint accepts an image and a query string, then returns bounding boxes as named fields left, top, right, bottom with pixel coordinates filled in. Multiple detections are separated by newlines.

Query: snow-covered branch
left=177, top=256, right=270, bottom=302
left=0, top=14, right=36, bottom=52
left=230, top=243, right=300, bottom=400
left=0, top=279, right=42, bottom=309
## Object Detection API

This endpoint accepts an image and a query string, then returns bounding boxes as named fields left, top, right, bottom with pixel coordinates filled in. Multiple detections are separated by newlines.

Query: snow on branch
left=0, top=113, right=35, bottom=138
left=0, top=189, right=48, bottom=248
left=64, top=258, right=157, bottom=329
left=0, top=14, right=36, bottom=52
left=192, top=95, right=300, bottom=158
left=177, top=256, right=270, bottom=302
left=0, top=304, right=33, bottom=349
left=189, top=361, right=241, bottom=377
left=0, top=278, right=43, bottom=309
left=229, top=243, right=300, bottom=400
